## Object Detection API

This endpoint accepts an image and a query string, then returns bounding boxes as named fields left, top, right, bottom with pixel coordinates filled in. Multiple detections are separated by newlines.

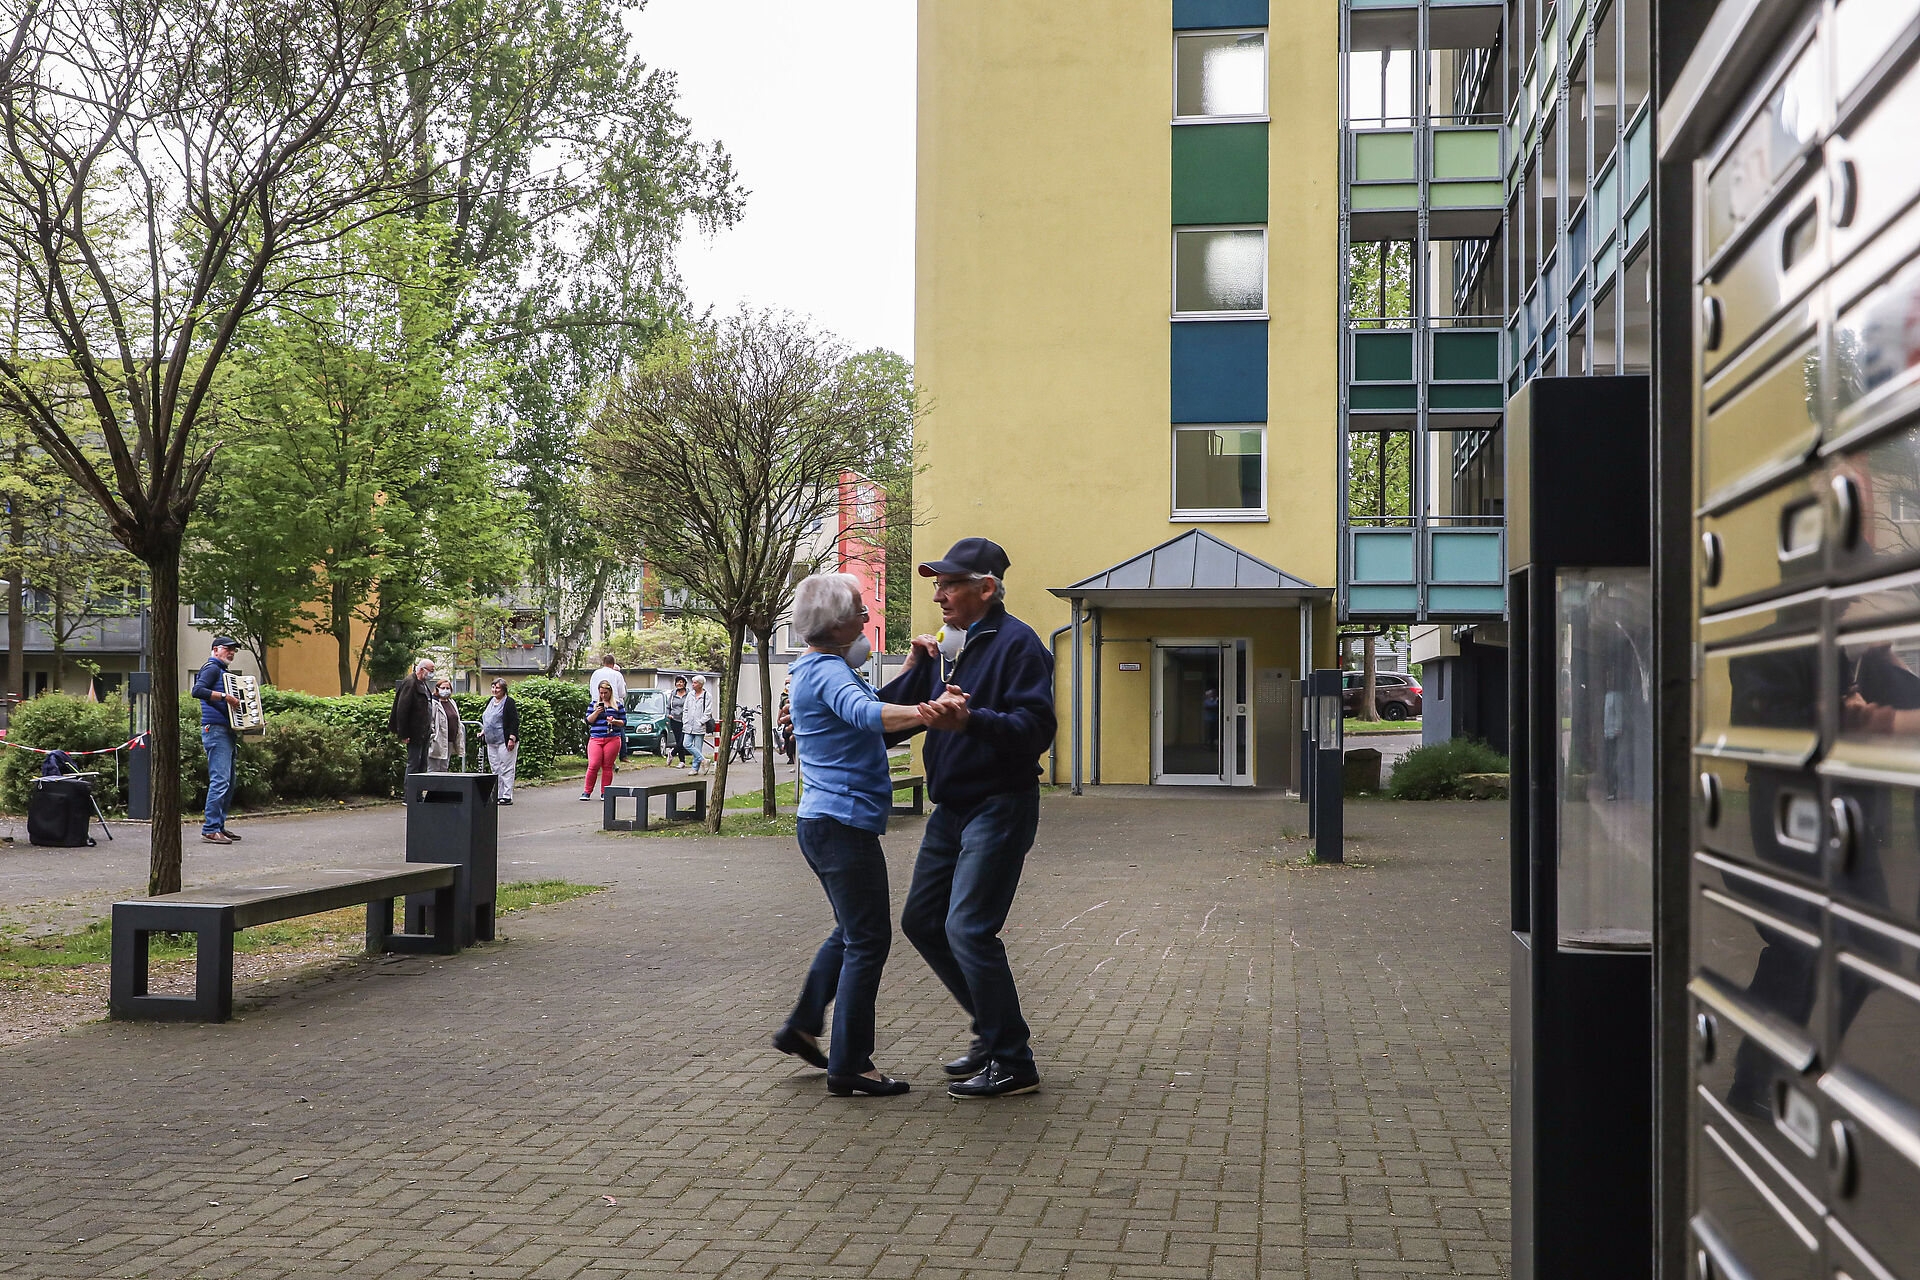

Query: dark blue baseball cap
left=918, top=537, right=1010, bottom=578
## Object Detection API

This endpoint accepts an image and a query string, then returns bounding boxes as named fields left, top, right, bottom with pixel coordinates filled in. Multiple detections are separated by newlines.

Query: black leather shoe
left=943, top=1040, right=990, bottom=1078
left=771, top=1025, right=828, bottom=1069
left=947, top=1062, right=1041, bottom=1099
left=219, top=827, right=241, bottom=842
left=828, top=1073, right=910, bottom=1097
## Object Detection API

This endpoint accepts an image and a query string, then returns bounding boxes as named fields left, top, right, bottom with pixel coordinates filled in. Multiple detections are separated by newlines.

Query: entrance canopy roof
left=1049, top=530, right=1333, bottom=610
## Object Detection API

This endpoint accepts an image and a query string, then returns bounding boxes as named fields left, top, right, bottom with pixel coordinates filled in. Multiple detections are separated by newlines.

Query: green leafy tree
left=589, top=314, right=897, bottom=830
left=840, top=349, right=920, bottom=645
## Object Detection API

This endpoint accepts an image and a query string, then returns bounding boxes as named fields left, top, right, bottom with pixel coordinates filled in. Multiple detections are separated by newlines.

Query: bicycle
left=728, top=708, right=759, bottom=763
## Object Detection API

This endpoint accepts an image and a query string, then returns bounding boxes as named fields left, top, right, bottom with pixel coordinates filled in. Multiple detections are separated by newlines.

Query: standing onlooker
left=191, top=636, right=244, bottom=845
left=426, top=675, right=466, bottom=773
left=388, top=656, right=437, bottom=784
left=684, top=674, right=717, bottom=774
left=483, top=678, right=520, bottom=805
left=582, top=680, right=626, bottom=799
left=665, top=675, right=689, bottom=765
left=779, top=675, right=797, bottom=764
left=588, top=654, right=627, bottom=709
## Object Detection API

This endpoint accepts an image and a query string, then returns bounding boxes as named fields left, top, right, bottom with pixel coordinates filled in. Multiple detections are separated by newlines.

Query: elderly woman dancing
left=771, top=572, right=927, bottom=1096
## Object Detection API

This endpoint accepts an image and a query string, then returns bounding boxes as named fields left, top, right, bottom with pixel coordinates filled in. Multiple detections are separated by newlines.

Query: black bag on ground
left=28, top=777, right=95, bottom=848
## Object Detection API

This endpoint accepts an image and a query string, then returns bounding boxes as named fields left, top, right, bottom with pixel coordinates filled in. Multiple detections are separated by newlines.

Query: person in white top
left=589, top=655, right=627, bottom=709
left=684, top=674, right=717, bottom=773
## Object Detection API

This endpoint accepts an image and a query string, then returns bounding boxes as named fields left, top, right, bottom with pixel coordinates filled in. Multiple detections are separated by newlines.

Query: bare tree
left=589, top=312, right=898, bottom=831
left=0, top=0, right=503, bottom=892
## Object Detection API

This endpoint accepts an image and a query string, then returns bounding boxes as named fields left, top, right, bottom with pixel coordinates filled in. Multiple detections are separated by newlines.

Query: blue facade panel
left=1172, top=0, right=1269, bottom=29
left=1171, top=321, right=1267, bottom=423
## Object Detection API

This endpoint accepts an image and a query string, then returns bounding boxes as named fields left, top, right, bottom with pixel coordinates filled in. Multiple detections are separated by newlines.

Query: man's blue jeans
left=788, top=816, right=892, bottom=1077
left=201, top=724, right=235, bottom=835
left=901, top=788, right=1040, bottom=1068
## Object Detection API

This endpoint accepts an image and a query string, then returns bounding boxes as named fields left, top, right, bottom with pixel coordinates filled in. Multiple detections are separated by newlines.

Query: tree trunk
left=331, top=579, right=354, bottom=694
left=147, top=544, right=185, bottom=895
left=549, top=560, right=614, bottom=676
left=706, top=619, right=745, bottom=833
left=7, top=444, right=23, bottom=701
left=756, top=626, right=776, bottom=817
left=1360, top=633, right=1380, bottom=722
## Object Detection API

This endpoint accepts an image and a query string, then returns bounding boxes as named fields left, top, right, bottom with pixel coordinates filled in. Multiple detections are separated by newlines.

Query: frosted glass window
left=1173, top=428, right=1265, bottom=513
left=1174, top=229, right=1266, bottom=315
left=1176, top=33, right=1267, bottom=119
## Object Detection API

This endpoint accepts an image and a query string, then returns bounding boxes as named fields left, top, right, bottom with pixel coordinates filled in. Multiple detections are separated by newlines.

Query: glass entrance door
left=1154, top=644, right=1230, bottom=784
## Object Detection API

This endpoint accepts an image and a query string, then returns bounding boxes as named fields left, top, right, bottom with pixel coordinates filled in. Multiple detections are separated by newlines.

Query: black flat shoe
left=828, top=1073, right=910, bottom=1097
left=218, top=827, right=242, bottom=842
left=771, top=1025, right=828, bottom=1069
left=948, top=1062, right=1041, bottom=1099
left=943, top=1040, right=990, bottom=1078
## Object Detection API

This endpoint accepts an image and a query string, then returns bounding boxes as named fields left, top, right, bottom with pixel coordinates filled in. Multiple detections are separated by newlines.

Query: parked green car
left=621, top=688, right=670, bottom=758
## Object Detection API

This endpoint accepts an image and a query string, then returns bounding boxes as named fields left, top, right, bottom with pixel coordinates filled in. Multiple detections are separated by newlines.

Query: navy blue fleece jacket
left=878, top=602, right=1056, bottom=807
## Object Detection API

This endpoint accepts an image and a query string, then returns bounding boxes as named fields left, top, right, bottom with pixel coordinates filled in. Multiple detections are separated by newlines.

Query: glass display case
left=1554, top=568, right=1654, bottom=949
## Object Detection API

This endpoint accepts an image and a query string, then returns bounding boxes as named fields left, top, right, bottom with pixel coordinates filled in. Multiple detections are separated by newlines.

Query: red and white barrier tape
left=0, top=731, right=148, bottom=757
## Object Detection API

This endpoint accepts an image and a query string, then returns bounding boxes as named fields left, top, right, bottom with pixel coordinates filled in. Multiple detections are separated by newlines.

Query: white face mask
left=937, top=626, right=966, bottom=661
left=842, top=636, right=873, bottom=669
left=437, top=687, right=452, bottom=700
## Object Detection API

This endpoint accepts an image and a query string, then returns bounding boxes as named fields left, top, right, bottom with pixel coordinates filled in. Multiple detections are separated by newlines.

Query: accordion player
left=222, top=672, right=265, bottom=733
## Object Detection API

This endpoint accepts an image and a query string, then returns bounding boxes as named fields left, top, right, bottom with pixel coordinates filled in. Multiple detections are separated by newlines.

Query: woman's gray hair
left=793, top=572, right=865, bottom=645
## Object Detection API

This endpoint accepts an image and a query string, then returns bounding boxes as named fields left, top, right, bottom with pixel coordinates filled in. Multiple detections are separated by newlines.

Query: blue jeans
left=201, top=724, right=235, bottom=834
left=901, top=788, right=1040, bottom=1068
left=788, top=816, right=892, bottom=1076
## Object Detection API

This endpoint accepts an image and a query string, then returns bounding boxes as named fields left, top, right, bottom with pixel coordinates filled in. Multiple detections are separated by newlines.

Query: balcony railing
left=1346, top=522, right=1507, bottom=619
left=0, top=614, right=143, bottom=653
left=1346, top=320, right=1505, bottom=427
left=479, top=644, right=555, bottom=672
left=1348, top=117, right=1504, bottom=241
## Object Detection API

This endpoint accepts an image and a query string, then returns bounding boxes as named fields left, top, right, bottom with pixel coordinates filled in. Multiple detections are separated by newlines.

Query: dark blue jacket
left=191, top=656, right=229, bottom=728
left=879, top=603, right=1056, bottom=808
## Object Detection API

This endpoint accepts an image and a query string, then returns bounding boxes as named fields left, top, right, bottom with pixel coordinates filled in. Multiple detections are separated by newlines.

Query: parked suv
left=1342, top=671, right=1423, bottom=721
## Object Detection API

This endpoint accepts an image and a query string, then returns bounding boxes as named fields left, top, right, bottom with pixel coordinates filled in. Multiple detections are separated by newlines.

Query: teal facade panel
left=1171, top=321, right=1267, bottom=423
left=1172, top=124, right=1269, bottom=224
left=1173, top=0, right=1269, bottom=29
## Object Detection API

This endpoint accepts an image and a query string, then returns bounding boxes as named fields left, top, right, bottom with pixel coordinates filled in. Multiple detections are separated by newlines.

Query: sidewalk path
left=0, top=793, right=1509, bottom=1278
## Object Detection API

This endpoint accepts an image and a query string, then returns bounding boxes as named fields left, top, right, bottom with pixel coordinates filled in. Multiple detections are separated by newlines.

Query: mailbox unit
left=1668, top=3, right=1920, bottom=1276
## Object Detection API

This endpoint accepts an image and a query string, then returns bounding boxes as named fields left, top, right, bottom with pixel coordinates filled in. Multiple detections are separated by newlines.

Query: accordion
left=223, top=672, right=264, bottom=733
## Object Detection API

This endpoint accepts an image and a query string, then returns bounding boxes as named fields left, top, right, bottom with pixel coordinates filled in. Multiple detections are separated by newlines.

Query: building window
left=189, top=599, right=229, bottom=626
left=1173, top=227, right=1267, bottom=317
left=1174, top=31, right=1267, bottom=120
left=1172, top=427, right=1266, bottom=518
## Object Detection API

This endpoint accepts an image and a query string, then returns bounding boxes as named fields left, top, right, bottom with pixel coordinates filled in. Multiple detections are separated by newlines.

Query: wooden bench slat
left=116, top=864, right=457, bottom=931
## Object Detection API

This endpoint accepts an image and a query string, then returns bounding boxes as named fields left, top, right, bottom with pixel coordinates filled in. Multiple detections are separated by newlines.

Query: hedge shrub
left=1386, top=737, right=1511, bottom=800
left=0, top=694, right=134, bottom=813
left=511, top=676, right=590, bottom=756
left=259, top=713, right=364, bottom=799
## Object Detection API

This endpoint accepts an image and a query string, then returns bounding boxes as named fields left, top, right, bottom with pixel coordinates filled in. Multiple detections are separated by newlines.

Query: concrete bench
left=110, top=863, right=462, bottom=1023
left=603, top=779, right=709, bottom=831
left=890, top=774, right=927, bottom=816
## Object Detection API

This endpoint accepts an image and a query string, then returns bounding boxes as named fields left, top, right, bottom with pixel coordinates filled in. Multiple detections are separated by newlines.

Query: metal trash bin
left=403, top=772, right=497, bottom=946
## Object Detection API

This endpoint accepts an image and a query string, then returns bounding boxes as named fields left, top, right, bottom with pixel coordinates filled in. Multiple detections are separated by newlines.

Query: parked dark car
left=1342, top=671, right=1423, bottom=720
left=621, top=689, right=670, bottom=757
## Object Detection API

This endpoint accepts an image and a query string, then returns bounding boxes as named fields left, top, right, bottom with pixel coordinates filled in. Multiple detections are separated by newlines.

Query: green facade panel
left=1351, top=530, right=1416, bottom=582
left=1427, top=584, right=1507, bottom=613
left=1428, top=529, right=1503, bottom=583
left=1351, top=182, right=1418, bottom=210
left=1353, top=330, right=1413, bottom=381
left=1428, top=383, right=1505, bottom=409
left=1431, top=330, right=1499, bottom=380
left=1349, top=584, right=1420, bottom=613
left=1349, top=384, right=1417, bottom=410
left=1431, top=129, right=1500, bottom=179
left=1354, top=130, right=1416, bottom=181
left=1430, top=180, right=1504, bottom=208
left=1172, top=123, right=1268, bottom=225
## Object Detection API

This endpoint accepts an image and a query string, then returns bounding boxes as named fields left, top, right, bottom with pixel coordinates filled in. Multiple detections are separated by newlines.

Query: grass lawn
left=1345, top=717, right=1421, bottom=736
left=725, top=779, right=800, bottom=810
left=0, top=879, right=605, bottom=979
left=609, top=812, right=798, bottom=839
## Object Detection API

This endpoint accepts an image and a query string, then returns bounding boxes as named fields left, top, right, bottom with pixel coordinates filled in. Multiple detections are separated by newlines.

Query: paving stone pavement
left=0, top=792, right=1510, bottom=1279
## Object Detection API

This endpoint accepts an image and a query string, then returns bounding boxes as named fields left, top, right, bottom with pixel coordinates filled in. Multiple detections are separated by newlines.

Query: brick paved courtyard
left=0, top=793, right=1509, bottom=1279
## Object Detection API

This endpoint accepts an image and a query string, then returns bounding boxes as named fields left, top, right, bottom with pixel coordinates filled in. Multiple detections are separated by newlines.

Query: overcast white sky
left=628, top=1, right=916, bottom=359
